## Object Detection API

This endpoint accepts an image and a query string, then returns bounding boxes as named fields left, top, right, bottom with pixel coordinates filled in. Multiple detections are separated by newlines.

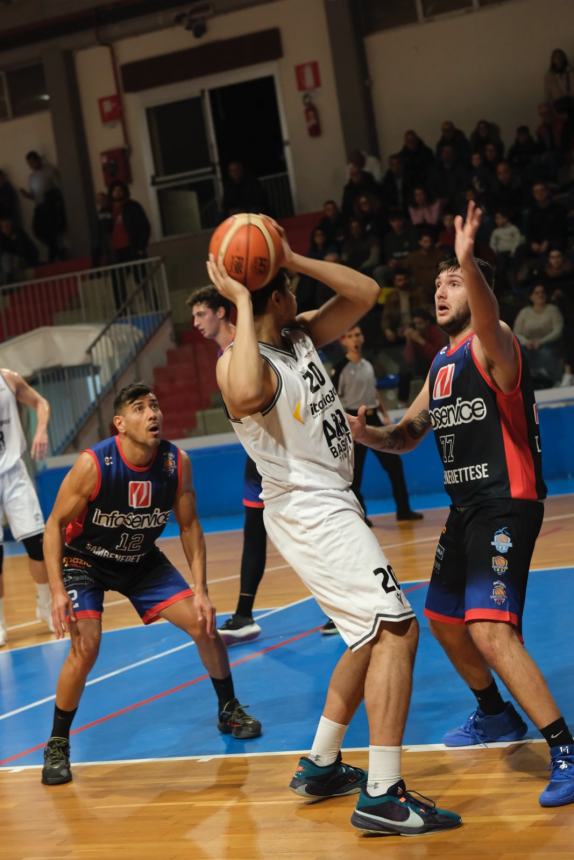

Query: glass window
left=421, top=0, right=473, bottom=17
left=358, top=0, right=419, bottom=35
left=5, top=64, right=49, bottom=118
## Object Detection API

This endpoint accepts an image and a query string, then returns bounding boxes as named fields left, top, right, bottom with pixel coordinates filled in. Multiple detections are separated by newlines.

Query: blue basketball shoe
left=539, top=745, right=574, bottom=807
left=289, top=752, right=366, bottom=802
left=443, top=702, right=528, bottom=746
left=351, top=780, right=462, bottom=835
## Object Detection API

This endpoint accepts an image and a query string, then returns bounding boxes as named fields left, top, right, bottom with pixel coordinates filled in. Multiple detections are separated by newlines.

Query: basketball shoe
left=443, top=702, right=528, bottom=746
left=540, top=745, right=574, bottom=807
left=218, top=614, right=261, bottom=645
left=0, top=622, right=6, bottom=647
left=351, top=780, right=462, bottom=835
left=320, top=618, right=339, bottom=636
left=42, top=737, right=72, bottom=785
left=218, top=699, right=262, bottom=739
left=289, top=752, right=366, bottom=802
left=36, top=598, right=55, bottom=633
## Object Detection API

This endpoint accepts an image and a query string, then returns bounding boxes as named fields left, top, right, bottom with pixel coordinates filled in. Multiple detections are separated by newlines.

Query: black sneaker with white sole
left=42, top=737, right=72, bottom=785
left=218, top=614, right=262, bottom=645
left=218, top=698, right=262, bottom=739
left=320, top=618, right=339, bottom=636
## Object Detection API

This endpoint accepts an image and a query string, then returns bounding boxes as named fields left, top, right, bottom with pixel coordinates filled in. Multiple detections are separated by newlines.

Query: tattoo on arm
left=406, top=410, right=431, bottom=440
left=375, top=410, right=431, bottom=451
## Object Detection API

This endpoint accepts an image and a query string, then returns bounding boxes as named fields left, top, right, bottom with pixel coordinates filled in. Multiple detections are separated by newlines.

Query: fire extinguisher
left=303, top=93, right=321, bottom=137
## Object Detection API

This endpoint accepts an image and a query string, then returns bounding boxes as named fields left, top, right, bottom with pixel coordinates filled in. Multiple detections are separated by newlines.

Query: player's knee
left=70, top=632, right=101, bottom=668
left=467, top=620, right=514, bottom=663
left=428, top=618, right=464, bottom=645
left=22, top=533, right=44, bottom=561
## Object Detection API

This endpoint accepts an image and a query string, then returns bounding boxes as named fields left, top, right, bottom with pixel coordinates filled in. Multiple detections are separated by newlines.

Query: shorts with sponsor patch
left=0, top=459, right=44, bottom=542
left=424, top=498, right=544, bottom=634
left=263, top=487, right=414, bottom=650
left=243, top=456, right=264, bottom=508
left=62, top=548, right=193, bottom=625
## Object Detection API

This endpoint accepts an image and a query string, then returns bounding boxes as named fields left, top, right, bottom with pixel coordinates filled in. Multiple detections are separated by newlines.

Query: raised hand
left=454, top=200, right=482, bottom=266
left=206, top=253, right=250, bottom=305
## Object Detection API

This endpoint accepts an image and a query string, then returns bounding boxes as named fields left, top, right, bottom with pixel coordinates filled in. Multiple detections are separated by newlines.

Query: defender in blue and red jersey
left=41, top=382, right=261, bottom=787
left=349, top=202, right=574, bottom=808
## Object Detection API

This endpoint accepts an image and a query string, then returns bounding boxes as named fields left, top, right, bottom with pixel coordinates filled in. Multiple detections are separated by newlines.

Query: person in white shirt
left=0, top=369, right=53, bottom=646
left=489, top=211, right=525, bottom=256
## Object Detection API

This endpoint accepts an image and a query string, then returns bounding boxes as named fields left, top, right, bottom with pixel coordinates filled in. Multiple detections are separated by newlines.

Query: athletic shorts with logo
left=0, top=459, right=44, bottom=543
left=424, top=498, right=544, bottom=635
left=62, top=547, right=193, bottom=624
left=263, top=487, right=414, bottom=649
left=243, top=456, right=264, bottom=509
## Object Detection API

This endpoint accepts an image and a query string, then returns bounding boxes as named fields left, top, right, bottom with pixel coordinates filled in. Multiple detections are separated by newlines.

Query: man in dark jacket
left=108, top=181, right=151, bottom=309
left=0, top=216, right=38, bottom=284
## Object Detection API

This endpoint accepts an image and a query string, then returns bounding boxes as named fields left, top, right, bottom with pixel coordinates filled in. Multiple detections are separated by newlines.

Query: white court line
left=2, top=737, right=546, bottom=774
left=0, top=596, right=314, bottom=722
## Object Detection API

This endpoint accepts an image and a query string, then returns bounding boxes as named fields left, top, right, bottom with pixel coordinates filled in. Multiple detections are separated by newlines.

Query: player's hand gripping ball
left=208, top=213, right=283, bottom=292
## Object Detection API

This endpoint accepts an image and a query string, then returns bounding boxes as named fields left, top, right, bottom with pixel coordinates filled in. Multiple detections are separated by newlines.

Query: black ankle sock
left=470, top=680, right=506, bottom=716
left=540, top=717, right=573, bottom=748
left=235, top=595, right=255, bottom=619
left=211, top=675, right=235, bottom=713
left=51, top=705, right=77, bottom=740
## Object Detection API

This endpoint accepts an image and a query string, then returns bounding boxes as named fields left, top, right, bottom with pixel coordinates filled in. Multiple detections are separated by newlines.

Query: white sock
left=367, top=745, right=402, bottom=796
left=0, top=597, right=5, bottom=625
left=36, top=583, right=51, bottom=605
left=309, top=716, right=348, bottom=766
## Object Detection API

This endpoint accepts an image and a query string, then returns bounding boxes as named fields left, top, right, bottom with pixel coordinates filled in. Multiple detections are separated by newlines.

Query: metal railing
left=260, top=171, right=294, bottom=219
left=0, top=257, right=167, bottom=340
left=27, top=259, right=171, bottom=453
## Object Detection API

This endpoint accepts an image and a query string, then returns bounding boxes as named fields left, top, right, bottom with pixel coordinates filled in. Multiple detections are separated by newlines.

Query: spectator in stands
left=20, top=151, right=66, bottom=262
left=408, top=187, right=442, bottom=231
left=0, top=170, right=19, bottom=224
left=513, top=283, right=564, bottom=388
left=0, top=216, right=38, bottom=285
left=470, top=119, right=504, bottom=158
left=315, top=199, right=345, bottom=249
left=399, top=307, right=447, bottom=405
left=341, top=161, right=377, bottom=218
left=427, top=144, right=470, bottom=208
left=525, top=182, right=567, bottom=257
left=354, top=192, right=387, bottom=240
left=544, top=49, right=574, bottom=111
left=488, top=160, right=524, bottom=222
left=437, top=211, right=456, bottom=252
left=406, top=230, right=445, bottom=302
left=508, top=125, right=540, bottom=178
left=380, top=154, right=409, bottom=211
left=536, top=102, right=567, bottom=173
left=347, top=148, right=382, bottom=183
left=294, top=228, right=338, bottom=313
left=489, top=210, right=525, bottom=292
left=375, top=210, right=418, bottom=285
left=341, top=218, right=380, bottom=275
left=91, top=191, right=114, bottom=268
left=435, top=120, right=470, bottom=165
left=109, top=180, right=151, bottom=309
left=469, top=151, right=495, bottom=202
left=400, top=130, right=435, bottom=189
left=222, top=161, right=268, bottom=217
left=381, top=270, right=424, bottom=351
left=483, top=141, right=502, bottom=176
left=542, top=247, right=574, bottom=299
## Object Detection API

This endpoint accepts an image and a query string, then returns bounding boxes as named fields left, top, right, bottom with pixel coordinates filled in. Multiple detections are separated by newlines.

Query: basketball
left=209, top=213, right=283, bottom=292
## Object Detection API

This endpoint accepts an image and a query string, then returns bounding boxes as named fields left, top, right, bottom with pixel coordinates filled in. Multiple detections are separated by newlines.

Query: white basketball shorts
left=263, top=487, right=414, bottom=650
left=0, top=460, right=44, bottom=543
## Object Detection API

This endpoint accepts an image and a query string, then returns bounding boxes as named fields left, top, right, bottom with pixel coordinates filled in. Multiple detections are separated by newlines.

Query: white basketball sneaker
left=36, top=599, right=55, bottom=633
left=0, top=622, right=6, bottom=647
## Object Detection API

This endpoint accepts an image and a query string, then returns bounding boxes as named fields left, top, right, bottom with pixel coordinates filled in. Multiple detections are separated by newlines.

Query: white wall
left=74, top=0, right=347, bottom=236
left=0, top=110, right=56, bottom=235
left=365, top=0, right=574, bottom=162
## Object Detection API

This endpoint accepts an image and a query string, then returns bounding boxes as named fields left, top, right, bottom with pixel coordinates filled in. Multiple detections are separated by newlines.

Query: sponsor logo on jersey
left=492, top=555, right=508, bottom=574
left=436, top=543, right=445, bottom=560
left=292, top=401, right=304, bottom=424
left=129, top=481, right=152, bottom=509
left=430, top=396, right=487, bottom=429
left=444, top=462, right=489, bottom=484
left=104, top=456, right=113, bottom=466
left=432, top=363, right=455, bottom=400
left=491, top=528, right=513, bottom=554
left=309, top=386, right=337, bottom=417
left=91, top=506, right=170, bottom=530
left=490, top=580, right=507, bottom=606
left=162, top=452, right=177, bottom=476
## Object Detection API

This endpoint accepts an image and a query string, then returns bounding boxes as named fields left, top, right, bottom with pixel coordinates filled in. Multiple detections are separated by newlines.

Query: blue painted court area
left=1, top=566, right=573, bottom=769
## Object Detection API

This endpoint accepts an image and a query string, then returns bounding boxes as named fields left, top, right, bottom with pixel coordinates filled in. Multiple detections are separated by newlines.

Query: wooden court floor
left=1, top=495, right=573, bottom=859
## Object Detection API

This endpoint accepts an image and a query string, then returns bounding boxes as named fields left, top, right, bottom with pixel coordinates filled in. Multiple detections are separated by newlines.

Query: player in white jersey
left=207, top=227, right=462, bottom=836
left=0, top=368, right=54, bottom=645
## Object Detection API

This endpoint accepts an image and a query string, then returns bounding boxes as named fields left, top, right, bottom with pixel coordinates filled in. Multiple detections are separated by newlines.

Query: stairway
left=153, top=329, right=221, bottom=439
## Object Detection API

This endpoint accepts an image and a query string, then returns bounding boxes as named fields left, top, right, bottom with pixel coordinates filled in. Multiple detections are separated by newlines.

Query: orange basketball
left=209, top=213, right=283, bottom=292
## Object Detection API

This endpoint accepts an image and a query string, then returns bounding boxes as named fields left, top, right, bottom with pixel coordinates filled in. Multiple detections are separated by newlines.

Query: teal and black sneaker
left=351, top=780, right=462, bottom=836
left=289, top=752, right=366, bottom=803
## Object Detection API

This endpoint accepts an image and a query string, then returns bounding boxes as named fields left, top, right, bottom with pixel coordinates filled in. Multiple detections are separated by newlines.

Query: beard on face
left=438, top=308, right=471, bottom=337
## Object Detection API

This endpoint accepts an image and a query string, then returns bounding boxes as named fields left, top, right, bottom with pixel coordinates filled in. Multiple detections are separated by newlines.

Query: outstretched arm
left=173, top=451, right=216, bottom=637
left=454, top=202, right=517, bottom=392
left=348, top=376, right=432, bottom=454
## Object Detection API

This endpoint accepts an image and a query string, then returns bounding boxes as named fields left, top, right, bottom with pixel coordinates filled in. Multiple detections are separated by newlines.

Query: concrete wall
left=365, top=0, right=574, bottom=161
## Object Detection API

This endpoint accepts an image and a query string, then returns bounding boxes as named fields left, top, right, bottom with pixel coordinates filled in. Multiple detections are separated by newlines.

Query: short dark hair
left=186, top=285, right=231, bottom=317
left=26, top=150, right=40, bottom=161
left=113, top=382, right=153, bottom=414
left=251, top=268, right=290, bottom=317
left=438, top=257, right=495, bottom=290
left=109, top=179, right=130, bottom=198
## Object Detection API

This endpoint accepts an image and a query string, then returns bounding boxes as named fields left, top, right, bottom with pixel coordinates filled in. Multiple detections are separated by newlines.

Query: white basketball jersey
left=0, top=372, right=26, bottom=474
left=230, top=328, right=354, bottom=500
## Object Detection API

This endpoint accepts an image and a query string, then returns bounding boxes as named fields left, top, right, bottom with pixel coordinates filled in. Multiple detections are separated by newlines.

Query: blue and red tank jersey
left=428, top=333, right=546, bottom=507
left=65, top=436, right=181, bottom=565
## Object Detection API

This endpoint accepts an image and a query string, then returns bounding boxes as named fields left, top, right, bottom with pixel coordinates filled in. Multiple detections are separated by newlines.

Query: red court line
left=0, top=623, right=324, bottom=767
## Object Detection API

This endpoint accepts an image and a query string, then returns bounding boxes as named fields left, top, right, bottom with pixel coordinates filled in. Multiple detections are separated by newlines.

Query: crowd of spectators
left=298, top=48, right=574, bottom=397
